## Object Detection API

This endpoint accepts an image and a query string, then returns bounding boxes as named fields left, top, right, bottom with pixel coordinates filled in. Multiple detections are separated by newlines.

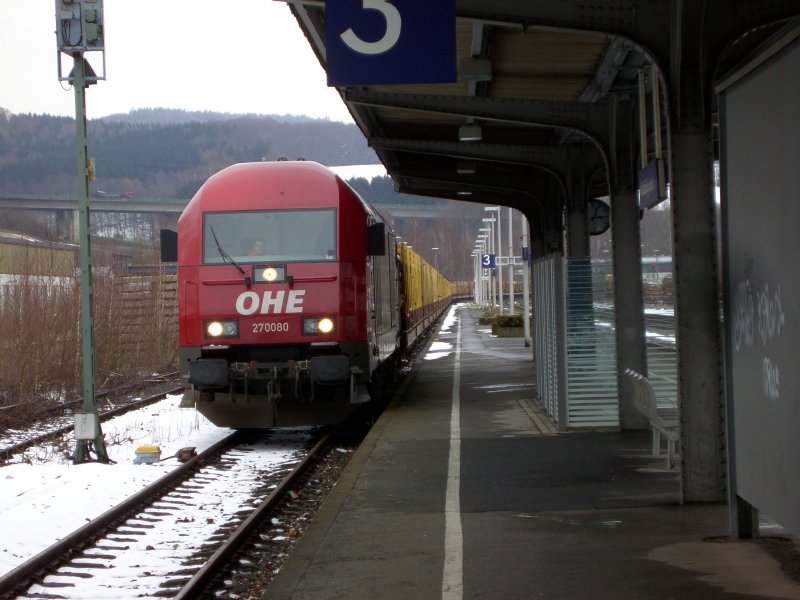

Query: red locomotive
left=166, top=160, right=453, bottom=428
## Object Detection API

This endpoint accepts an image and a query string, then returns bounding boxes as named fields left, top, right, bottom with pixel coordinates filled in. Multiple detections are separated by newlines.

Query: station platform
left=265, top=305, right=800, bottom=599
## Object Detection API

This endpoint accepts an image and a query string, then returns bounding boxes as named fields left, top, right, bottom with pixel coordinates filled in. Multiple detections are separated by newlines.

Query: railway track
left=1, top=312, right=428, bottom=598
left=176, top=427, right=350, bottom=598
left=0, top=381, right=184, bottom=464
left=594, top=306, right=676, bottom=341
left=0, top=426, right=332, bottom=599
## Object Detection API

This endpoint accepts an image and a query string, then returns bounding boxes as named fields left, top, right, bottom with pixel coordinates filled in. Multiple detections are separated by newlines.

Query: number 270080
left=252, top=322, right=289, bottom=333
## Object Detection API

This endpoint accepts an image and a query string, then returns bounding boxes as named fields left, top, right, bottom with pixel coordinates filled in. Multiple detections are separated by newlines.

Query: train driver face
left=249, top=240, right=265, bottom=255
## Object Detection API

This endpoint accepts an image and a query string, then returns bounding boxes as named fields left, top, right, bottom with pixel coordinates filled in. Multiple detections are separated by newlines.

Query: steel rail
left=0, top=384, right=183, bottom=463
left=0, top=431, right=241, bottom=599
left=5, top=371, right=179, bottom=422
left=174, top=427, right=335, bottom=599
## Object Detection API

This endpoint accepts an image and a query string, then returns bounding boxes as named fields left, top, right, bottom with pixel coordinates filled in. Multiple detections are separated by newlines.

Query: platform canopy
left=286, top=1, right=791, bottom=212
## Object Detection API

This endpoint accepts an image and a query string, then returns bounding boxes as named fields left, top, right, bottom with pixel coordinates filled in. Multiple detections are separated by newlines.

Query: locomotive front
left=175, top=161, right=395, bottom=428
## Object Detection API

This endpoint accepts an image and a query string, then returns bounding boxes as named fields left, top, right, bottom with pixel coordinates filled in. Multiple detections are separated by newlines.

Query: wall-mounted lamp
left=458, top=123, right=482, bottom=142
left=459, top=57, right=492, bottom=82
left=457, top=160, right=477, bottom=174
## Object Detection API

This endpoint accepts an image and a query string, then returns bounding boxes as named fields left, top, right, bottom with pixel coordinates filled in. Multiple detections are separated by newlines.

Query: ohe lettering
left=236, top=290, right=305, bottom=315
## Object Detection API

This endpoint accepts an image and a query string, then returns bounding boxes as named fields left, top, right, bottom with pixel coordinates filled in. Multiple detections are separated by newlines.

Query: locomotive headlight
left=303, top=316, right=336, bottom=336
left=205, top=319, right=239, bottom=338
left=253, top=264, right=287, bottom=283
left=317, top=317, right=335, bottom=333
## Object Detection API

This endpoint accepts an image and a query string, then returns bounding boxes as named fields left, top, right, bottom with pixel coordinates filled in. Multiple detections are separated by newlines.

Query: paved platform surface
left=265, top=305, right=800, bottom=599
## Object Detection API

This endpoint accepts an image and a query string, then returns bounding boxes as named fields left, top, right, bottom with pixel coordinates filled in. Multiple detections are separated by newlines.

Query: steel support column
left=54, top=209, right=77, bottom=242
left=670, top=130, right=725, bottom=502
left=609, top=98, right=648, bottom=429
left=565, top=167, right=589, bottom=259
left=70, top=55, right=109, bottom=464
left=667, top=0, right=726, bottom=503
left=610, top=187, right=648, bottom=429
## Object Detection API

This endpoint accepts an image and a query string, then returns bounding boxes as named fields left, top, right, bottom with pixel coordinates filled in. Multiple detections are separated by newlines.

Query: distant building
left=0, top=231, right=76, bottom=277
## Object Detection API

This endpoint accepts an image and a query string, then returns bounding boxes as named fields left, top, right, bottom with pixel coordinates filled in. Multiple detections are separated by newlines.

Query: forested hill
left=0, top=108, right=378, bottom=199
left=99, top=108, right=321, bottom=125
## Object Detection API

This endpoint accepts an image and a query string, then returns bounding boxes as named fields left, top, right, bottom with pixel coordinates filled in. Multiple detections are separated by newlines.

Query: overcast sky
left=1, top=0, right=353, bottom=122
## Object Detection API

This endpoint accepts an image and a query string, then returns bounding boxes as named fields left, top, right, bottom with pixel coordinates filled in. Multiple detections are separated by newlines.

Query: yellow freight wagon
left=397, top=242, right=453, bottom=348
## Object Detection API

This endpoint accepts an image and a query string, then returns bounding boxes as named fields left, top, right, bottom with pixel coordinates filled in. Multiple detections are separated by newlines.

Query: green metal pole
left=71, top=53, right=109, bottom=464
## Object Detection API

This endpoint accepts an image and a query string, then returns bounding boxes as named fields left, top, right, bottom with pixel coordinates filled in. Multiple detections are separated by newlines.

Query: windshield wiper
left=209, top=225, right=245, bottom=275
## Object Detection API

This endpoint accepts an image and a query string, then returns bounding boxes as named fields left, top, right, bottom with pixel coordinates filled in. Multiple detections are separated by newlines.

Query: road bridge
left=0, top=195, right=187, bottom=214
left=0, top=194, right=459, bottom=238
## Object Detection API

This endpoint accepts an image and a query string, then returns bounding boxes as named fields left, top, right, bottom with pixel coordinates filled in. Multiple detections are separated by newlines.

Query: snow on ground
left=0, top=395, right=248, bottom=577
left=423, top=305, right=459, bottom=361
left=424, top=341, right=454, bottom=360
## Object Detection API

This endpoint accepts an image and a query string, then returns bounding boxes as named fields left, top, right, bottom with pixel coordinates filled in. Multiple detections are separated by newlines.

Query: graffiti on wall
left=732, top=255, right=785, bottom=400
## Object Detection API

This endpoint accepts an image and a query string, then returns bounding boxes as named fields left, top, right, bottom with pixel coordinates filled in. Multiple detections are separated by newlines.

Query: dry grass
left=0, top=241, right=177, bottom=428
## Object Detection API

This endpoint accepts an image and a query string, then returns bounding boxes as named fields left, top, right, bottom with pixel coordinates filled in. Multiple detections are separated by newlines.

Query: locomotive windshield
left=202, top=209, right=336, bottom=264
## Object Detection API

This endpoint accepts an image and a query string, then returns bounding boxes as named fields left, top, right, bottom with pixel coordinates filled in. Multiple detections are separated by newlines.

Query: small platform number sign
left=326, top=0, right=456, bottom=86
left=482, top=254, right=496, bottom=269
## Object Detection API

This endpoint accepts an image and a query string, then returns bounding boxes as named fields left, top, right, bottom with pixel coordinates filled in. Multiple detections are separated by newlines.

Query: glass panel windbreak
left=565, top=257, right=619, bottom=428
left=203, top=209, right=336, bottom=264
left=534, top=256, right=560, bottom=424
left=639, top=205, right=677, bottom=418
left=643, top=274, right=678, bottom=417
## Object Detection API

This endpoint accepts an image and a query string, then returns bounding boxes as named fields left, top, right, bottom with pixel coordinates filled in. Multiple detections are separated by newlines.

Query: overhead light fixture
left=457, top=160, right=477, bottom=174
left=457, top=190, right=473, bottom=196
left=459, top=57, right=492, bottom=82
left=458, top=123, right=482, bottom=142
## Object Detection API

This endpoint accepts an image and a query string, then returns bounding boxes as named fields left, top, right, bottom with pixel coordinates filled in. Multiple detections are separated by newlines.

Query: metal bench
left=625, top=368, right=679, bottom=469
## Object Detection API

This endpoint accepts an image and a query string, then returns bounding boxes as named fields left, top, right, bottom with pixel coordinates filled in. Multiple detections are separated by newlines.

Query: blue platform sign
left=638, top=158, right=666, bottom=209
left=326, top=0, right=456, bottom=86
left=481, top=254, right=496, bottom=269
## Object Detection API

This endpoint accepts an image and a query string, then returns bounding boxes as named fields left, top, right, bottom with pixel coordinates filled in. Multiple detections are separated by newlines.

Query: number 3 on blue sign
left=482, top=254, right=492, bottom=267
left=340, top=0, right=402, bottom=55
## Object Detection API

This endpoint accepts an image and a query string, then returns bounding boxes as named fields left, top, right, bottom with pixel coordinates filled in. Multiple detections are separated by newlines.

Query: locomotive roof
left=186, top=160, right=391, bottom=227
